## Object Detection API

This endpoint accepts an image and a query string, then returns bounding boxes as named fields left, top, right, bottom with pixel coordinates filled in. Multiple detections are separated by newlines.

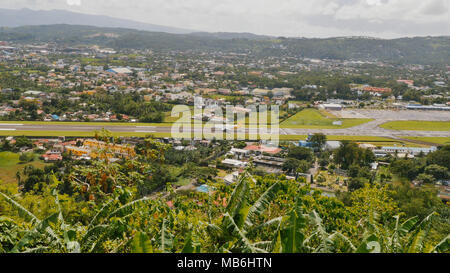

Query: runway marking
left=135, top=131, right=157, bottom=133
left=136, top=126, right=156, bottom=129
left=0, top=129, right=16, bottom=131
left=0, top=124, right=23, bottom=126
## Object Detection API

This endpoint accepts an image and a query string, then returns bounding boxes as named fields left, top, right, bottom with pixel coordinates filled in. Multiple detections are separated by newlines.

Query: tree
left=297, top=160, right=311, bottom=174
left=288, top=147, right=313, bottom=162
left=235, top=141, right=247, bottom=149
left=282, top=158, right=300, bottom=174
left=14, top=136, right=32, bottom=149
left=19, top=152, right=34, bottom=163
left=427, top=146, right=450, bottom=168
left=348, top=178, right=365, bottom=192
left=416, top=174, right=435, bottom=184
left=363, top=149, right=376, bottom=166
left=348, top=164, right=361, bottom=178
left=319, top=158, right=329, bottom=169
left=424, top=164, right=448, bottom=180
left=334, top=141, right=373, bottom=170
left=390, top=180, right=443, bottom=219
left=390, top=159, right=422, bottom=180
left=309, top=133, right=327, bottom=151
left=349, top=184, right=399, bottom=223
left=1, top=140, right=11, bottom=151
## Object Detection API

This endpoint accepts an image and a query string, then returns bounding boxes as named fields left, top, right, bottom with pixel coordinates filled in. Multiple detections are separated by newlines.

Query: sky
left=0, top=0, right=449, bottom=38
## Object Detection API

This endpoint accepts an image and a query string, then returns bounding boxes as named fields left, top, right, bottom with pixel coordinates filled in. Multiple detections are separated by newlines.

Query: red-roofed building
left=362, top=87, right=392, bottom=94
left=42, top=152, right=63, bottom=162
left=397, top=80, right=414, bottom=86
left=244, top=145, right=282, bottom=155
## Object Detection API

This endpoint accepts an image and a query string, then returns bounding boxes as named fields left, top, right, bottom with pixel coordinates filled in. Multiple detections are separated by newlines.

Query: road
left=0, top=122, right=449, bottom=138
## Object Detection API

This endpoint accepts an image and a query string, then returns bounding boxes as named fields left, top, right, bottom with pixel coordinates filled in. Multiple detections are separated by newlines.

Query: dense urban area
left=0, top=25, right=449, bottom=253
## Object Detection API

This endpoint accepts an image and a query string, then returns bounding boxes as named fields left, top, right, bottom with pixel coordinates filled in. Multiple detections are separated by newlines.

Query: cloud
left=0, top=0, right=448, bottom=38
left=421, top=0, right=448, bottom=15
left=66, top=0, right=81, bottom=6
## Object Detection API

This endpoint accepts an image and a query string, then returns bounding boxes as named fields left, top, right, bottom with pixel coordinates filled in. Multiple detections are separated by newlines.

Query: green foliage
left=19, top=152, right=35, bottom=163
left=390, top=159, right=424, bottom=180
left=334, top=141, right=375, bottom=170
left=14, top=136, right=32, bottom=149
left=282, top=158, right=301, bottom=174
left=288, top=146, right=313, bottom=162
left=0, top=176, right=447, bottom=253
left=424, top=164, right=449, bottom=180
left=0, top=144, right=448, bottom=254
left=280, top=199, right=306, bottom=253
left=131, top=232, right=153, bottom=253
left=309, top=134, right=327, bottom=150
left=427, top=146, right=450, bottom=169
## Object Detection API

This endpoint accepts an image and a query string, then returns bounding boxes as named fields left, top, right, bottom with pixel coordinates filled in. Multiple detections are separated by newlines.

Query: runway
left=0, top=122, right=449, bottom=138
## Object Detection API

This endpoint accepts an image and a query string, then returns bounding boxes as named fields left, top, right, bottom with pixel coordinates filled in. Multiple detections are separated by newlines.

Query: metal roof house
left=374, top=146, right=438, bottom=156
left=406, top=104, right=450, bottom=111
left=222, top=159, right=248, bottom=168
left=107, top=67, right=133, bottom=74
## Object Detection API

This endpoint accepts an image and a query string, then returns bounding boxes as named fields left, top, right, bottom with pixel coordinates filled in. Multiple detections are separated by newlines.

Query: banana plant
left=277, top=198, right=306, bottom=253
left=203, top=172, right=282, bottom=253
left=130, top=218, right=201, bottom=253
left=355, top=212, right=448, bottom=253
left=303, top=210, right=356, bottom=253
left=0, top=179, right=152, bottom=253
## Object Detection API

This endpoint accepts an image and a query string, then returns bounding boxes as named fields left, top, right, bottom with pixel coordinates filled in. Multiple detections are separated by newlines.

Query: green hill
left=1, top=24, right=449, bottom=65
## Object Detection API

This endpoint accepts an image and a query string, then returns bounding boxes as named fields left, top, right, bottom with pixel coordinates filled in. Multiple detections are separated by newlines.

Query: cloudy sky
left=1, top=0, right=449, bottom=38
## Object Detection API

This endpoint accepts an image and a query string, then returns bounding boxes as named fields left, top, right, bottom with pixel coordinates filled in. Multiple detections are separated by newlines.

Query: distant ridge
left=0, top=24, right=448, bottom=65
left=0, top=8, right=194, bottom=34
left=190, top=32, right=272, bottom=40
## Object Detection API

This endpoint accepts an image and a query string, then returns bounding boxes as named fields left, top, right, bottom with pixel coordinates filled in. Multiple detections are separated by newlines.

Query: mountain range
left=0, top=8, right=194, bottom=34
left=0, top=9, right=448, bottom=65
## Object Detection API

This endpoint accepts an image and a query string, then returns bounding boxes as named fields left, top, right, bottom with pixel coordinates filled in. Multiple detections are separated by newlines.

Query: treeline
left=88, top=92, right=171, bottom=123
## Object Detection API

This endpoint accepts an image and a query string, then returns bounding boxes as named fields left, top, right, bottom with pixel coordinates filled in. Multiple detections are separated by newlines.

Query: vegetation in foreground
left=0, top=138, right=448, bottom=253
left=0, top=173, right=448, bottom=253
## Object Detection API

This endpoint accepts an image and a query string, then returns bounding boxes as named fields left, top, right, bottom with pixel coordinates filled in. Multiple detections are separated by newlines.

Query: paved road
left=0, top=122, right=449, bottom=138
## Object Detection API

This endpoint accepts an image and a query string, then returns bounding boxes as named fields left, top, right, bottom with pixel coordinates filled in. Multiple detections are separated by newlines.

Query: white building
left=319, top=104, right=343, bottom=111
left=222, top=159, right=248, bottom=168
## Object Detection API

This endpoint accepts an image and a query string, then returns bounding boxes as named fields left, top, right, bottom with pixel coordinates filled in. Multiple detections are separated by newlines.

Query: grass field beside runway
left=280, top=109, right=372, bottom=129
left=2, top=108, right=370, bottom=129
left=403, top=137, right=450, bottom=146
left=0, top=131, right=388, bottom=142
left=380, top=121, right=450, bottom=131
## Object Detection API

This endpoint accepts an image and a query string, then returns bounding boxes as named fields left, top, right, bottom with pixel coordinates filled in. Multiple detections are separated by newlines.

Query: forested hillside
left=0, top=25, right=449, bottom=65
